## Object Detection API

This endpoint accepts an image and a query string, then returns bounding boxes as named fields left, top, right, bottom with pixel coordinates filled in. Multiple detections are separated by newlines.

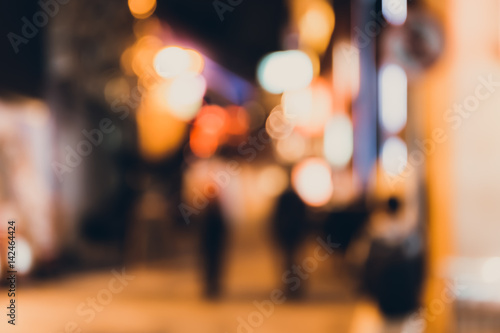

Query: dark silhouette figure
left=363, top=197, right=425, bottom=317
left=323, top=197, right=370, bottom=252
left=200, top=199, right=228, bottom=299
left=272, top=189, right=308, bottom=299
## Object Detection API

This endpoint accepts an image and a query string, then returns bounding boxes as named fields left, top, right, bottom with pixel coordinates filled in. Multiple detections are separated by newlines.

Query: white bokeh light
left=292, top=158, right=334, bottom=207
left=154, top=46, right=191, bottom=78
left=257, top=50, right=313, bottom=94
left=482, top=257, right=500, bottom=283
left=17, top=238, right=33, bottom=275
left=323, top=114, right=354, bottom=168
left=379, top=64, right=407, bottom=134
left=381, top=137, right=407, bottom=176
left=382, top=0, right=407, bottom=26
left=166, top=74, right=206, bottom=121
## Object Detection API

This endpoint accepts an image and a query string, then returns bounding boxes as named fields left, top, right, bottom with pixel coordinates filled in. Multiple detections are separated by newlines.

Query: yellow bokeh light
left=128, top=0, right=157, bottom=19
left=136, top=104, right=187, bottom=161
left=298, top=1, right=335, bottom=54
left=131, top=36, right=163, bottom=77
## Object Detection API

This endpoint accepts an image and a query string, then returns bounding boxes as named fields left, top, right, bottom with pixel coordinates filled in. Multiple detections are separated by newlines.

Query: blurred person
left=271, top=188, right=309, bottom=299
left=323, top=195, right=370, bottom=253
left=200, top=195, right=229, bottom=299
left=358, top=197, right=425, bottom=317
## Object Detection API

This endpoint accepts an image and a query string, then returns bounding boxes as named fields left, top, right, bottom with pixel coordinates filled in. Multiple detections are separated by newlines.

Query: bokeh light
left=257, top=50, right=313, bottom=94
left=299, top=1, right=335, bottom=54
left=224, top=105, right=250, bottom=142
left=379, top=64, right=407, bottom=134
left=282, top=87, right=313, bottom=124
left=128, top=0, right=157, bottom=19
left=257, top=165, right=289, bottom=197
left=137, top=102, right=188, bottom=161
left=382, top=0, right=407, bottom=26
left=381, top=136, right=407, bottom=176
left=292, top=158, right=334, bottom=207
left=185, top=49, right=205, bottom=75
left=333, top=41, right=360, bottom=99
left=266, top=105, right=295, bottom=140
left=482, top=257, right=500, bottom=283
left=323, top=114, right=354, bottom=168
left=166, top=74, right=206, bottom=121
left=290, top=79, right=333, bottom=136
left=154, top=46, right=204, bottom=79
left=130, top=35, right=163, bottom=77
left=17, top=237, right=33, bottom=275
left=154, top=46, right=191, bottom=78
left=275, top=131, right=307, bottom=164
left=190, top=105, right=227, bottom=158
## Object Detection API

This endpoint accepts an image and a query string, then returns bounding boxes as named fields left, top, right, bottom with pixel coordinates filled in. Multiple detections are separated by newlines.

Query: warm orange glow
left=133, top=16, right=162, bottom=38
left=196, top=105, right=227, bottom=136
left=131, top=36, right=163, bottom=77
left=120, top=46, right=135, bottom=76
left=333, top=41, right=360, bottom=100
left=189, top=105, right=249, bottom=157
left=148, top=75, right=206, bottom=121
left=298, top=1, right=335, bottom=54
left=292, top=158, right=334, bottom=207
left=275, top=132, right=307, bottom=164
left=257, top=165, right=289, bottom=197
left=225, top=105, right=249, bottom=137
left=190, top=105, right=227, bottom=158
left=128, top=0, right=157, bottom=19
left=190, top=126, right=219, bottom=158
left=282, top=78, right=333, bottom=136
left=136, top=104, right=187, bottom=161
